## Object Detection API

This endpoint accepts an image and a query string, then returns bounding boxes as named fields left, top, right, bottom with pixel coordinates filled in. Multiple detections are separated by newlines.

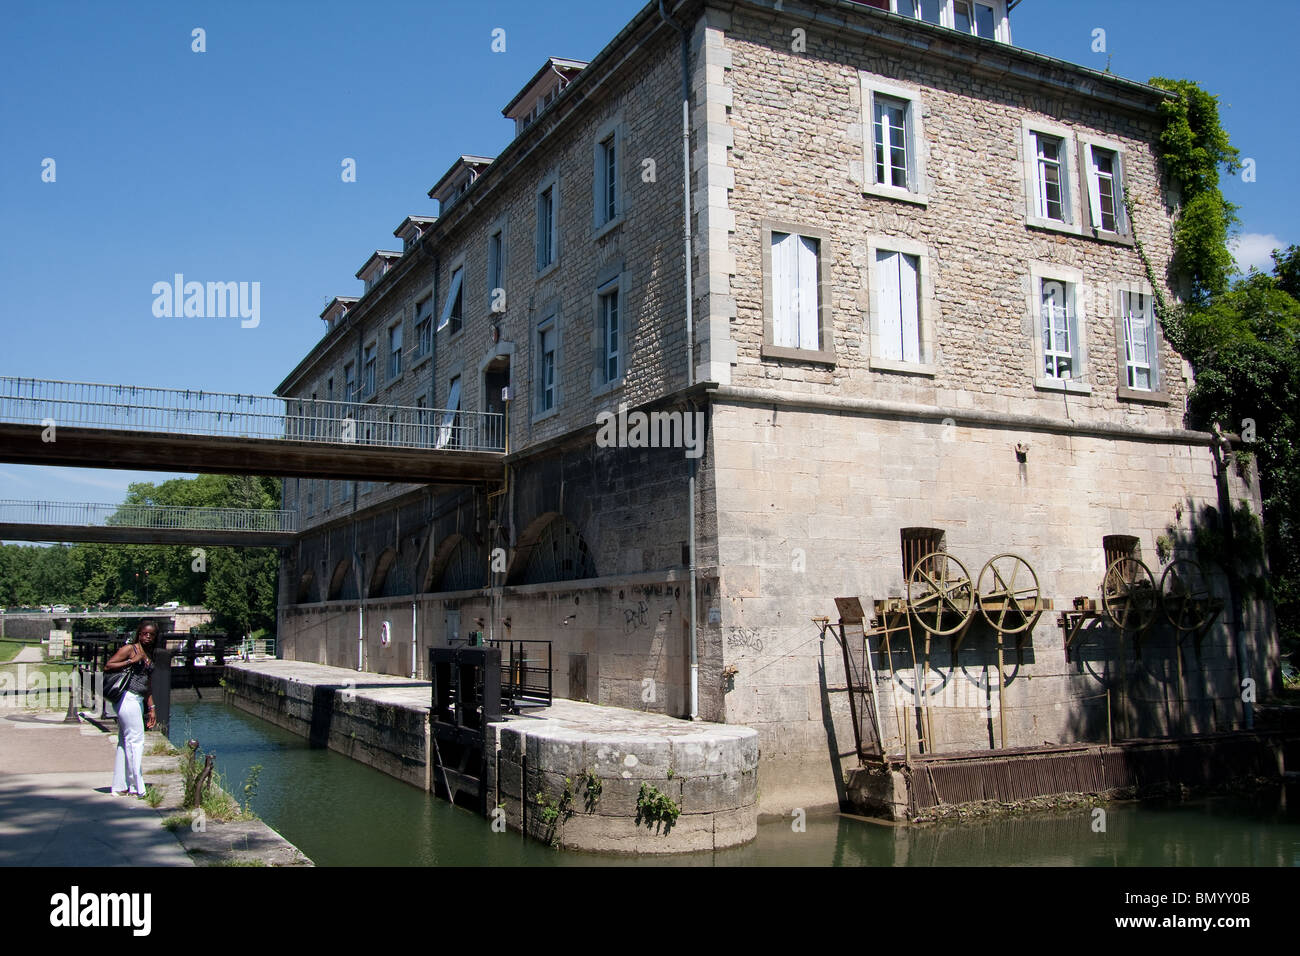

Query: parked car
left=155, top=601, right=181, bottom=610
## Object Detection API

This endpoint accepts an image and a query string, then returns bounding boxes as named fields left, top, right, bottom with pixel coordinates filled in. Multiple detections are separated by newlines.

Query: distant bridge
left=0, top=376, right=505, bottom=484
left=0, top=499, right=298, bottom=546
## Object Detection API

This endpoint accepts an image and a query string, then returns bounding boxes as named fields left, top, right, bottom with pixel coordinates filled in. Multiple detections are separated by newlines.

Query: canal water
left=168, top=697, right=1300, bottom=867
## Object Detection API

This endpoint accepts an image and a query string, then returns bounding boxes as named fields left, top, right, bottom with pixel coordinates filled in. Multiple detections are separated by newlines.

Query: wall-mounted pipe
left=658, top=0, right=698, bottom=720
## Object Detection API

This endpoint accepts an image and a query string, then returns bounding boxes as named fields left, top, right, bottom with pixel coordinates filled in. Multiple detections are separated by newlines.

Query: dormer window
left=428, top=156, right=495, bottom=215
left=857, top=1, right=1010, bottom=43
left=503, top=58, right=588, bottom=138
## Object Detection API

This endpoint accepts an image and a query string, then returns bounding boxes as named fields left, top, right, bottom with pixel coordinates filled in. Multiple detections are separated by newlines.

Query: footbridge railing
left=0, top=377, right=505, bottom=453
left=0, top=500, right=298, bottom=534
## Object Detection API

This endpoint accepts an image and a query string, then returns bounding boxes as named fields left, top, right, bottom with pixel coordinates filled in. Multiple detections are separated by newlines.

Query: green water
left=167, top=698, right=1300, bottom=867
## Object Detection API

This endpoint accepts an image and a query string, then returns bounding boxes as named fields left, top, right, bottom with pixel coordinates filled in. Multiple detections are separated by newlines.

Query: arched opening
left=509, top=512, right=597, bottom=585
left=295, top=570, right=316, bottom=604
left=328, top=558, right=357, bottom=601
left=423, top=534, right=487, bottom=593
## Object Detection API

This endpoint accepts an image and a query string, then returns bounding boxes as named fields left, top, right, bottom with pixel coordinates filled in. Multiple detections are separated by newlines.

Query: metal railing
left=0, top=499, right=297, bottom=533
left=0, top=376, right=506, bottom=453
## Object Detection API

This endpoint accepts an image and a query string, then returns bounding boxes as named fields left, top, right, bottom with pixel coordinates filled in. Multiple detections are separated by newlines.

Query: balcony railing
left=0, top=376, right=506, bottom=453
left=0, top=499, right=298, bottom=533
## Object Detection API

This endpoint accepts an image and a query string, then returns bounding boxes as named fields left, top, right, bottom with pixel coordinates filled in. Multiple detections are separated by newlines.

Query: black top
left=124, top=651, right=153, bottom=697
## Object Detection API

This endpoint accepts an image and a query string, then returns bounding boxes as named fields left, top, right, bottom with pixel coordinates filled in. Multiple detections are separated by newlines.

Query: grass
left=179, top=745, right=255, bottom=823
left=210, top=859, right=268, bottom=867
left=161, top=813, right=193, bottom=831
left=0, top=640, right=32, bottom=664
left=146, top=739, right=180, bottom=757
left=143, top=784, right=164, bottom=808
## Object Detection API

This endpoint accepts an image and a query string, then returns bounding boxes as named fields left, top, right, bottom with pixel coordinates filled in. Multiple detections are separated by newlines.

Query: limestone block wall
left=710, top=396, right=1276, bottom=813
left=718, top=6, right=1186, bottom=429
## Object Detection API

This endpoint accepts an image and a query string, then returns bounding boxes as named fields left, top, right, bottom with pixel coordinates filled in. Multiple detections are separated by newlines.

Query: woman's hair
left=136, top=619, right=160, bottom=638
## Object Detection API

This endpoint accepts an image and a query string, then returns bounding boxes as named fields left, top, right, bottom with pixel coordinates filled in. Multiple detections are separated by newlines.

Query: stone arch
left=327, top=558, right=356, bottom=601
left=423, top=533, right=487, bottom=593
left=507, top=512, right=597, bottom=586
left=368, top=547, right=398, bottom=598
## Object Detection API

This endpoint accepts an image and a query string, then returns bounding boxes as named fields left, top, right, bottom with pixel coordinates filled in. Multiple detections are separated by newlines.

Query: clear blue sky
left=1, top=0, right=1295, bottom=510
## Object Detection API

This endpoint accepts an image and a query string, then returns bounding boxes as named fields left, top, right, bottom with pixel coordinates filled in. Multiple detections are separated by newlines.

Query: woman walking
left=105, top=620, right=158, bottom=797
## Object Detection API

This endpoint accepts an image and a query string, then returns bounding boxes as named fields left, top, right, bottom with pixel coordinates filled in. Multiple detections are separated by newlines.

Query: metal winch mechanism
left=1061, top=535, right=1223, bottom=660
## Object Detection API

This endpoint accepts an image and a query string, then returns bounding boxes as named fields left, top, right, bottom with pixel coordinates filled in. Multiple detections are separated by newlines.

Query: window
left=876, top=249, right=920, bottom=363
left=344, top=362, right=356, bottom=403
left=874, top=96, right=909, bottom=189
left=1040, top=280, right=1076, bottom=379
left=538, top=321, right=557, bottom=413
left=1028, top=264, right=1088, bottom=392
left=599, top=283, right=620, bottom=384
left=593, top=119, right=623, bottom=232
left=1080, top=138, right=1128, bottom=238
left=761, top=220, right=834, bottom=364
left=1022, top=121, right=1080, bottom=233
left=536, top=176, right=558, bottom=272
left=860, top=75, right=927, bottom=202
left=414, top=296, right=432, bottom=360
left=1033, top=132, right=1066, bottom=222
left=868, top=235, right=935, bottom=374
left=487, top=225, right=506, bottom=313
left=438, top=265, right=463, bottom=334
left=891, top=1, right=1007, bottom=40
left=1121, top=290, right=1157, bottom=391
left=388, top=323, right=403, bottom=380
left=362, top=344, right=376, bottom=398
left=771, top=232, right=821, bottom=351
left=436, top=376, right=461, bottom=449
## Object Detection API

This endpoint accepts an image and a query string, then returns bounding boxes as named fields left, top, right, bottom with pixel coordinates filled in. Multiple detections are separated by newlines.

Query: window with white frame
left=771, top=231, right=822, bottom=352
left=537, top=319, right=557, bottom=413
left=861, top=76, right=926, bottom=201
left=536, top=178, right=558, bottom=271
left=875, top=248, right=922, bottom=364
left=889, top=1, right=1008, bottom=41
left=438, top=265, right=463, bottom=334
left=599, top=281, right=621, bottom=384
left=1121, top=290, right=1158, bottom=391
left=362, top=344, right=376, bottom=398
left=1033, top=132, right=1067, bottom=222
left=388, top=323, right=403, bottom=380
left=1040, top=279, right=1077, bottom=380
left=487, top=226, right=506, bottom=313
left=414, top=296, right=432, bottom=360
left=1083, top=140, right=1126, bottom=236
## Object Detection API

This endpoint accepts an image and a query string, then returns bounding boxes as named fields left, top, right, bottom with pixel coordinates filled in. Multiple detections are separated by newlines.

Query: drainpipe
left=660, top=0, right=698, bottom=720
left=411, top=598, right=418, bottom=679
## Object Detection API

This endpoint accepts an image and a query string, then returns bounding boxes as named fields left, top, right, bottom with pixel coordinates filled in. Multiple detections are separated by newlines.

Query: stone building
left=275, top=0, right=1278, bottom=814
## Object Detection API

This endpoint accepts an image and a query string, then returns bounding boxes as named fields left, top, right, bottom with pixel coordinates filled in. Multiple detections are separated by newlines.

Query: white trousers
left=113, top=691, right=146, bottom=795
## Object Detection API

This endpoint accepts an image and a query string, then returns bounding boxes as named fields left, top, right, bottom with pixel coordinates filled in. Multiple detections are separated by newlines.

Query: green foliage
left=1149, top=77, right=1241, bottom=305
left=1128, top=76, right=1299, bottom=667
left=534, top=779, right=575, bottom=847
left=242, top=764, right=262, bottom=815
left=577, top=768, right=603, bottom=811
left=635, top=783, right=680, bottom=832
left=160, top=813, right=192, bottom=831
left=0, top=474, right=281, bottom=637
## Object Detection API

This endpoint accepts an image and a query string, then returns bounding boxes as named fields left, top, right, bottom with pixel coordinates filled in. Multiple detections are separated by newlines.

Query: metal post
left=1106, top=688, right=1113, bottom=746
left=997, top=635, right=1007, bottom=749
left=153, top=648, right=173, bottom=735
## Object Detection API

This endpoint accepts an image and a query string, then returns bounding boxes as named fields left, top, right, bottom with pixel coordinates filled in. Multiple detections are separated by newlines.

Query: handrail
left=0, top=376, right=505, bottom=453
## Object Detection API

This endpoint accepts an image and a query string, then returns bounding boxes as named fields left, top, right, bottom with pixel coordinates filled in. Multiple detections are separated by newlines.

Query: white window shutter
left=876, top=250, right=902, bottom=361
left=436, top=378, right=461, bottom=448
left=1086, top=148, right=1103, bottom=228
left=437, top=268, right=463, bottom=331
left=899, top=252, right=920, bottom=363
left=797, top=235, right=820, bottom=350
left=772, top=232, right=797, bottom=348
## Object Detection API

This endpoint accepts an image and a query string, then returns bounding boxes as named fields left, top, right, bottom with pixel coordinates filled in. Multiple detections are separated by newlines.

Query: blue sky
left=0, top=0, right=1295, bottom=512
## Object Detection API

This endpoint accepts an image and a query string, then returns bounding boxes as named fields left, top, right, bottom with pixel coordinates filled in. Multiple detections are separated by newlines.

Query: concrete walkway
left=10, top=644, right=44, bottom=663
left=0, top=714, right=193, bottom=867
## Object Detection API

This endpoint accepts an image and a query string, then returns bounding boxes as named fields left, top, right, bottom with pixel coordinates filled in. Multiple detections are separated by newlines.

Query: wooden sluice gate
left=904, top=733, right=1285, bottom=816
